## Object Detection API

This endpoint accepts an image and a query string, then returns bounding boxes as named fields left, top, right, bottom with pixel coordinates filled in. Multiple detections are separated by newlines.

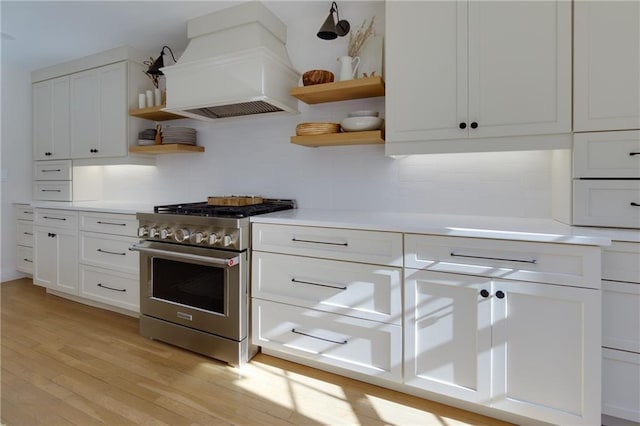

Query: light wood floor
left=1, top=278, right=512, bottom=426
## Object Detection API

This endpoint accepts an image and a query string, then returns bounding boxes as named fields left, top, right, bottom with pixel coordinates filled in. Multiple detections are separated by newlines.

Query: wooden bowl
left=302, top=70, right=334, bottom=86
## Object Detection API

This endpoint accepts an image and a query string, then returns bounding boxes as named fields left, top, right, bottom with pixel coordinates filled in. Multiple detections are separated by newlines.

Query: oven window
left=152, top=258, right=226, bottom=315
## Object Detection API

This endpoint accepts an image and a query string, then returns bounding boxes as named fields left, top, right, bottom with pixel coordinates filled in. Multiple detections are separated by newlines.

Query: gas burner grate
left=154, top=199, right=296, bottom=218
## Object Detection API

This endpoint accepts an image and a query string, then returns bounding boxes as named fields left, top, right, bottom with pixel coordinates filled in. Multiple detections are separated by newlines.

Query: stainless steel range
left=130, top=199, right=295, bottom=366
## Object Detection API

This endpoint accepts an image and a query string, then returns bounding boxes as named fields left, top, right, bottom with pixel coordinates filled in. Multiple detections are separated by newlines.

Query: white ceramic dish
left=347, top=110, right=379, bottom=117
left=341, top=116, right=384, bottom=132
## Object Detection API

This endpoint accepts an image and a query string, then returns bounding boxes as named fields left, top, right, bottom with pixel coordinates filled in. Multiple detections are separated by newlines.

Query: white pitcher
left=337, top=55, right=360, bottom=81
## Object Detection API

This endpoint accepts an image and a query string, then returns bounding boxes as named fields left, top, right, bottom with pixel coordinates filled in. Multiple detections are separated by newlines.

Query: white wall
left=98, top=1, right=552, bottom=217
left=1, top=64, right=33, bottom=282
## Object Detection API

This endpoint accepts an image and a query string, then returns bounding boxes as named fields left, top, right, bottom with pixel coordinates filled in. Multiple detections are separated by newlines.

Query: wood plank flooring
left=1, top=278, right=512, bottom=426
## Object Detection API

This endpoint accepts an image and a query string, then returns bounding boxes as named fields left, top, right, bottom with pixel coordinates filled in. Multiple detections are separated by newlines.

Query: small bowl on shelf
left=347, top=110, right=379, bottom=118
left=340, top=116, right=384, bottom=132
left=302, top=70, right=334, bottom=86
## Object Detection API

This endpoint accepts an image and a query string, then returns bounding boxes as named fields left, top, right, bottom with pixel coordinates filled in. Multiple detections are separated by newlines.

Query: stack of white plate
left=162, top=127, right=197, bottom=145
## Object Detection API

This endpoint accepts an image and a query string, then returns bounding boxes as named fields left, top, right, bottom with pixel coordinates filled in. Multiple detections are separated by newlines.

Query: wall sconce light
left=317, top=1, right=350, bottom=40
left=146, top=46, right=177, bottom=76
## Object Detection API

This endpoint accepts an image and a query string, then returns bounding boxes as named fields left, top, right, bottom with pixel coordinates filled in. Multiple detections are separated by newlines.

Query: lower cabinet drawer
left=79, top=232, right=139, bottom=274
left=252, top=252, right=402, bottom=324
left=252, top=299, right=402, bottom=382
left=603, top=280, right=640, bottom=353
left=79, top=265, right=139, bottom=312
left=602, top=348, right=640, bottom=423
left=16, top=246, right=33, bottom=274
left=79, top=211, right=138, bottom=237
left=16, top=221, right=33, bottom=246
left=602, top=241, right=640, bottom=283
left=573, top=180, right=640, bottom=228
left=33, top=181, right=72, bottom=201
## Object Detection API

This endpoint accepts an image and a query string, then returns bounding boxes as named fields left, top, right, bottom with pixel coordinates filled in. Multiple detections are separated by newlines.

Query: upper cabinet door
left=385, top=1, right=468, bottom=142
left=574, top=1, right=640, bottom=132
left=32, top=76, right=70, bottom=160
left=467, top=1, right=571, bottom=138
left=385, top=0, right=571, bottom=154
left=70, top=62, right=127, bottom=159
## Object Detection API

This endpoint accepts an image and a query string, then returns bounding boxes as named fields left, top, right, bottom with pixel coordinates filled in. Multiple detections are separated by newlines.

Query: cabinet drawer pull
left=630, top=152, right=640, bottom=156
left=96, top=221, right=127, bottom=227
left=41, top=169, right=62, bottom=172
left=291, top=278, right=347, bottom=290
left=23, top=232, right=33, bottom=236
left=23, top=211, right=33, bottom=214
left=631, top=202, right=640, bottom=207
left=41, top=189, right=62, bottom=192
left=24, top=259, right=33, bottom=263
left=291, top=328, right=347, bottom=345
left=291, top=238, right=348, bottom=247
left=97, top=248, right=126, bottom=256
left=450, top=252, right=537, bottom=264
left=43, top=216, right=66, bottom=221
left=97, top=283, right=126, bottom=292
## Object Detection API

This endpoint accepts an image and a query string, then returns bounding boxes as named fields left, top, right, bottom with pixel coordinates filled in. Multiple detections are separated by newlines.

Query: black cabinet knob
left=470, top=122, right=478, bottom=129
left=459, top=122, right=467, bottom=129
left=496, top=290, right=505, bottom=299
left=480, top=289, right=490, bottom=298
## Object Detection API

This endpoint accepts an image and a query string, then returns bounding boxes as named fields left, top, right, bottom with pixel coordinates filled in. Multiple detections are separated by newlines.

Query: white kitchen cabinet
left=574, top=1, right=640, bottom=132
left=32, top=76, right=70, bottom=160
left=70, top=62, right=127, bottom=159
left=404, top=233, right=602, bottom=425
left=33, top=213, right=78, bottom=296
left=251, top=223, right=403, bottom=380
left=385, top=0, right=571, bottom=155
left=15, top=204, right=34, bottom=275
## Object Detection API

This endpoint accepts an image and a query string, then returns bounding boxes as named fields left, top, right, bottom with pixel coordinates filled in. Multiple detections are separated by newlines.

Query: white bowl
left=347, top=110, right=379, bottom=117
left=341, top=116, right=384, bottom=132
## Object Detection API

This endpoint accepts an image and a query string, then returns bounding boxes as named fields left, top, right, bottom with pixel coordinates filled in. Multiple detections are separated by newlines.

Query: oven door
left=132, top=241, right=247, bottom=341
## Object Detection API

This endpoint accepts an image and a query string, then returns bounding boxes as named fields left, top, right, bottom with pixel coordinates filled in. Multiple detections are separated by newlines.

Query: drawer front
left=602, top=348, right=640, bottom=423
left=33, top=160, right=72, bottom=180
left=79, top=211, right=138, bottom=237
left=603, top=280, right=640, bottom=353
left=79, top=265, right=139, bottom=312
left=252, top=223, right=403, bottom=266
left=405, top=234, right=601, bottom=289
left=33, top=181, right=72, bottom=201
left=15, top=205, right=34, bottom=221
left=34, top=209, right=78, bottom=229
left=573, top=131, right=640, bottom=178
left=603, top=241, right=640, bottom=283
left=252, top=252, right=402, bottom=324
left=79, top=232, right=139, bottom=274
left=16, top=246, right=33, bottom=274
left=16, top=221, right=33, bottom=247
left=573, top=180, right=640, bottom=228
left=253, top=299, right=402, bottom=382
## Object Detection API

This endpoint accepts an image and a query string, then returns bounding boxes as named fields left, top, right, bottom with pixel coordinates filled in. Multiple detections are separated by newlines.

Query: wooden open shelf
left=290, top=77, right=385, bottom=104
left=129, top=144, right=204, bottom=154
left=291, top=130, right=384, bottom=147
left=129, top=105, right=184, bottom=121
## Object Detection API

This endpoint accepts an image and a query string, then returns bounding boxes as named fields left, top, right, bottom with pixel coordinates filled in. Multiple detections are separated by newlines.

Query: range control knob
left=137, top=226, right=148, bottom=237
left=174, top=228, right=190, bottom=242
left=159, top=228, right=172, bottom=240
left=149, top=228, right=159, bottom=238
left=223, top=234, right=234, bottom=247
left=194, top=232, right=207, bottom=244
left=209, top=233, right=220, bottom=245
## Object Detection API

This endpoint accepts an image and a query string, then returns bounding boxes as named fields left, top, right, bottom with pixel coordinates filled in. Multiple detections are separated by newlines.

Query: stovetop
left=153, top=199, right=296, bottom=218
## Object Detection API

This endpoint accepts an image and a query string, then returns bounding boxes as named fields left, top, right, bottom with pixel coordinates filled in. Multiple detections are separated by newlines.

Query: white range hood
left=162, top=1, right=300, bottom=121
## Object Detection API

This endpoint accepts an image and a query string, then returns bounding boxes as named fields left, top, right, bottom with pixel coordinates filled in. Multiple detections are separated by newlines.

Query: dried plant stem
left=348, top=16, right=375, bottom=58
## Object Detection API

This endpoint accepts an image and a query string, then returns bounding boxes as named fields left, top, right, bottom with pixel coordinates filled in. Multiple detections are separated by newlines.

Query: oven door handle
left=129, top=244, right=240, bottom=267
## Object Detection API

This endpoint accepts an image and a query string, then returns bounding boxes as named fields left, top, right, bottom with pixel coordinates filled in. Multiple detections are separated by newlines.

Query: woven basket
left=296, top=122, right=341, bottom=136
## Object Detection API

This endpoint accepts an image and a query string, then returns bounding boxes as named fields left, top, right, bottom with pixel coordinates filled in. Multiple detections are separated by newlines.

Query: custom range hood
left=162, top=1, right=300, bottom=121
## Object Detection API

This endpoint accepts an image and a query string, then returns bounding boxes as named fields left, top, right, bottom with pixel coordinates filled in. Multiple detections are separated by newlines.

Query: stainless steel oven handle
left=129, top=244, right=239, bottom=267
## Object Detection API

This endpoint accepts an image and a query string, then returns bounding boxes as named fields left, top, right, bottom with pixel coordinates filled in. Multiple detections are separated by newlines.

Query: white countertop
left=27, top=200, right=154, bottom=215
left=250, top=209, right=640, bottom=246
